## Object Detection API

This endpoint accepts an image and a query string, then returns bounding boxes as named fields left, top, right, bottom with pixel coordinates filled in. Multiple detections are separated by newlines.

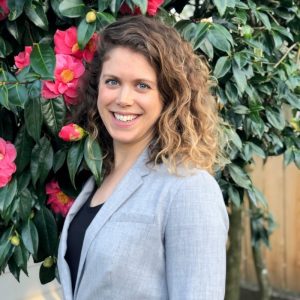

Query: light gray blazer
left=57, top=150, right=229, bottom=300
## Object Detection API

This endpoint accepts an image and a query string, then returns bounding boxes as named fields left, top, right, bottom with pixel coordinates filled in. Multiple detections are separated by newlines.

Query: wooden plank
left=284, top=162, right=300, bottom=292
left=261, top=156, right=286, bottom=289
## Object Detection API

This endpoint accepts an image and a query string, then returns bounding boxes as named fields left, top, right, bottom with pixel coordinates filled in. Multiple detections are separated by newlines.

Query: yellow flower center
left=0, top=153, right=4, bottom=160
left=61, top=69, right=74, bottom=83
left=72, top=43, right=80, bottom=53
left=57, top=191, right=70, bottom=205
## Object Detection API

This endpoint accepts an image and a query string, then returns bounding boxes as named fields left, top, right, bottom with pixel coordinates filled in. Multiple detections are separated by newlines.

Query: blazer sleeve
left=164, top=172, right=229, bottom=300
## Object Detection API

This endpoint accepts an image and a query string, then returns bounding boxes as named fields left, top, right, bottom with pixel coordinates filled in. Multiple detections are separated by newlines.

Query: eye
left=105, top=79, right=119, bottom=86
left=137, top=82, right=150, bottom=89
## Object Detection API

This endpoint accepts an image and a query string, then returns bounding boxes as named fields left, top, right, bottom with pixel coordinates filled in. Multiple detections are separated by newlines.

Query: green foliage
left=0, top=0, right=299, bottom=285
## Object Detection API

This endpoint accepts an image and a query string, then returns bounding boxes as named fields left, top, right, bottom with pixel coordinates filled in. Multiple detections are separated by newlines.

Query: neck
left=113, top=139, right=150, bottom=172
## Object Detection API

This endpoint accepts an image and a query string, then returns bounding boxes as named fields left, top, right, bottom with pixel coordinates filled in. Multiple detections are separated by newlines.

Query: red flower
left=14, top=46, right=32, bottom=70
left=42, top=54, right=85, bottom=105
left=120, top=0, right=164, bottom=16
left=46, top=180, right=74, bottom=217
left=0, top=137, right=17, bottom=188
left=59, top=123, right=86, bottom=141
left=0, top=0, right=9, bottom=21
left=54, top=27, right=98, bottom=62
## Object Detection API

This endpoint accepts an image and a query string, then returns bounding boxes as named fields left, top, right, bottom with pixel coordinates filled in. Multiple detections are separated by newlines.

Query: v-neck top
left=65, top=188, right=104, bottom=292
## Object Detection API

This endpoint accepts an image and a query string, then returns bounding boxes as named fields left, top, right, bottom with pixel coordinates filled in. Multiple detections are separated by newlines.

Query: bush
left=0, top=0, right=299, bottom=286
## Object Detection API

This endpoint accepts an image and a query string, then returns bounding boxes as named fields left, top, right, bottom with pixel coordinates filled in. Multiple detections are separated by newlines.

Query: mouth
left=112, top=112, right=140, bottom=122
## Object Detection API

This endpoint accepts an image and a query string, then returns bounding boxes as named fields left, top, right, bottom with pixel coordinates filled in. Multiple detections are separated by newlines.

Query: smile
left=113, top=113, right=139, bottom=122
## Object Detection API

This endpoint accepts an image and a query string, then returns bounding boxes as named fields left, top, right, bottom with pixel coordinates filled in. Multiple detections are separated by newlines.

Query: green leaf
left=233, top=105, right=250, bottom=114
left=30, top=43, right=55, bottom=80
left=257, top=11, right=271, bottom=30
left=0, top=179, right=17, bottom=214
left=67, top=141, right=84, bottom=188
left=98, top=0, right=110, bottom=12
left=0, top=235, right=13, bottom=272
left=213, top=56, right=231, bottom=78
left=110, top=0, right=123, bottom=14
left=59, top=0, right=85, bottom=18
left=34, top=206, right=58, bottom=256
left=228, top=185, right=241, bottom=207
left=24, top=97, right=43, bottom=142
left=21, top=220, right=39, bottom=255
left=41, top=97, right=66, bottom=136
left=248, top=142, right=266, bottom=158
left=132, top=0, right=147, bottom=14
left=233, top=51, right=249, bottom=69
left=77, top=18, right=96, bottom=49
left=84, top=136, right=103, bottom=186
left=225, top=81, right=238, bottom=104
left=285, top=90, right=300, bottom=109
left=18, top=189, right=34, bottom=221
left=96, top=12, right=116, bottom=29
left=199, top=38, right=214, bottom=59
left=207, top=27, right=231, bottom=54
left=0, top=85, right=9, bottom=109
left=14, top=125, right=35, bottom=173
left=7, top=0, right=25, bottom=20
left=0, top=37, right=6, bottom=58
left=227, top=164, right=252, bottom=189
left=7, top=84, right=29, bottom=108
left=53, top=150, right=67, bottom=173
left=30, top=137, right=54, bottom=186
left=16, top=67, right=40, bottom=82
left=24, top=2, right=48, bottom=31
left=13, top=243, right=29, bottom=274
left=232, top=64, right=247, bottom=93
left=193, top=22, right=210, bottom=49
left=265, top=107, right=285, bottom=130
left=284, top=147, right=294, bottom=166
left=39, top=263, right=56, bottom=284
left=212, top=0, right=227, bottom=16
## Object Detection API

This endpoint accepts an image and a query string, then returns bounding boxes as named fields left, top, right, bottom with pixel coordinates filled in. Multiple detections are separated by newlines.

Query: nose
left=116, top=86, right=134, bottom=106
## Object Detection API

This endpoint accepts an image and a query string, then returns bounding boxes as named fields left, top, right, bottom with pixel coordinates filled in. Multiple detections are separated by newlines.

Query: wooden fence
left=241, top=156, right=300, bottom=294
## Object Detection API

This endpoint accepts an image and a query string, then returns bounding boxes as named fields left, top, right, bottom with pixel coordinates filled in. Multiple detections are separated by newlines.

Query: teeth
left=114, top=113, right=138, bottom=122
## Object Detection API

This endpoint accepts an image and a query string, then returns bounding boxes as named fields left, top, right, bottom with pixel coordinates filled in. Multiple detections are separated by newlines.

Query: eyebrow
left=101, top=74, right=157, bottom=85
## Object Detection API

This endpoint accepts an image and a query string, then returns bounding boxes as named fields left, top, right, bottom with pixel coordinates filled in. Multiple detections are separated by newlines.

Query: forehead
left=101, top=47, right=157, bottom=79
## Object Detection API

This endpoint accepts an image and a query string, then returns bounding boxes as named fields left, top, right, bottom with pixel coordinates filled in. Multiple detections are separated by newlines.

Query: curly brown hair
left=74, top=15, right=222, bottom=175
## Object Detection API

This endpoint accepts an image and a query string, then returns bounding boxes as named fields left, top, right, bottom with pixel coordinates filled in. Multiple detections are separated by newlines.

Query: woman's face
left=97, top=47, right=163, bottom=150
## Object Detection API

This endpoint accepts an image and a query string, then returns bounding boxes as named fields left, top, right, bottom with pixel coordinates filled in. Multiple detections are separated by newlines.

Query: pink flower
left=120, top=0, right=164, bottom=16
left=83, top=33, right=98, bottom=62
left=0, top=138, right=17, bottom=188
left=14, top=46, right=32, bottom=70
left=59, top=123, right=86, bottom=141
left=147, top=0, right=164, bottom=16
left=42, top=54, right=85, bottom=105
left=54, top=27, right=98, bottom=62
left=0, top=0, right=9, bottom=21
left=46, top=180, right=74, bottom=217
left=54, top=27, right=83, bottom=58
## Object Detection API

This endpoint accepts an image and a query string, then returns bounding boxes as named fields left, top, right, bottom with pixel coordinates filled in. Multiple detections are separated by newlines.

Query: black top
left=65, top=189, right=103, bottom=292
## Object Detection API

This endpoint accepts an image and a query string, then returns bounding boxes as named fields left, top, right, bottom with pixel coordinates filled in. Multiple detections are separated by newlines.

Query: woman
left=57, top=15, right=229, bottom=300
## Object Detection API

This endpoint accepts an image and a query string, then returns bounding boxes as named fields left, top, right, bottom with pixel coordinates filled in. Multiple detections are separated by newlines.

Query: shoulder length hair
left=73, top=15, right=222, bottom=175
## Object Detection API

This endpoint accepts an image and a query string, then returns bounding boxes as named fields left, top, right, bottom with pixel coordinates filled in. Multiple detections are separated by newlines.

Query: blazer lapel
left=74, top=149, right=150, bottom=298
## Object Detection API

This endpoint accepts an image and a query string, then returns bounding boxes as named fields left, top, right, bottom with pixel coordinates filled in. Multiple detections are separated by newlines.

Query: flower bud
left=58, top=123, right=86, bottom=142
left=10, top=235, right=20, bottom=246
left=86, top=11, right=97, bottom=23
left=43, top=256, right=54, bottom=268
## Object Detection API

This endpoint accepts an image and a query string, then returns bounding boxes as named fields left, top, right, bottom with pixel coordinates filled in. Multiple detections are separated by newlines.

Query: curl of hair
left=73, top=15, right=223, bottom=175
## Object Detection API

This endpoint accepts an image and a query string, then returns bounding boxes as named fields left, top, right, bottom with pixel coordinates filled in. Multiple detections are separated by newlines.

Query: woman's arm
left=164, top=172, right=229, bottom=300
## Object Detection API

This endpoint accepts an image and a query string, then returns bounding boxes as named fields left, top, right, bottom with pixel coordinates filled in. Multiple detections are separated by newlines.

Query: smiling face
left=97, top=47, right=163, bottom=151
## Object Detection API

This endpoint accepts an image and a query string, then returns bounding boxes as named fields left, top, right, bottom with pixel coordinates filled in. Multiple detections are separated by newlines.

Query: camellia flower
left=46, top=180, right=74, bottom=217
left=120, top=0, right=164, bottom=16
left=0, top=0, right=9, bottom=21
left=54, top=27, right=97, bottom=62
left=14, top=46, right=32, bottom=70
left=59, top=123, right=86, bottom=141
left=0, top=137, right=17, bottom=188
left=42, top=54, right=85, bottom=105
